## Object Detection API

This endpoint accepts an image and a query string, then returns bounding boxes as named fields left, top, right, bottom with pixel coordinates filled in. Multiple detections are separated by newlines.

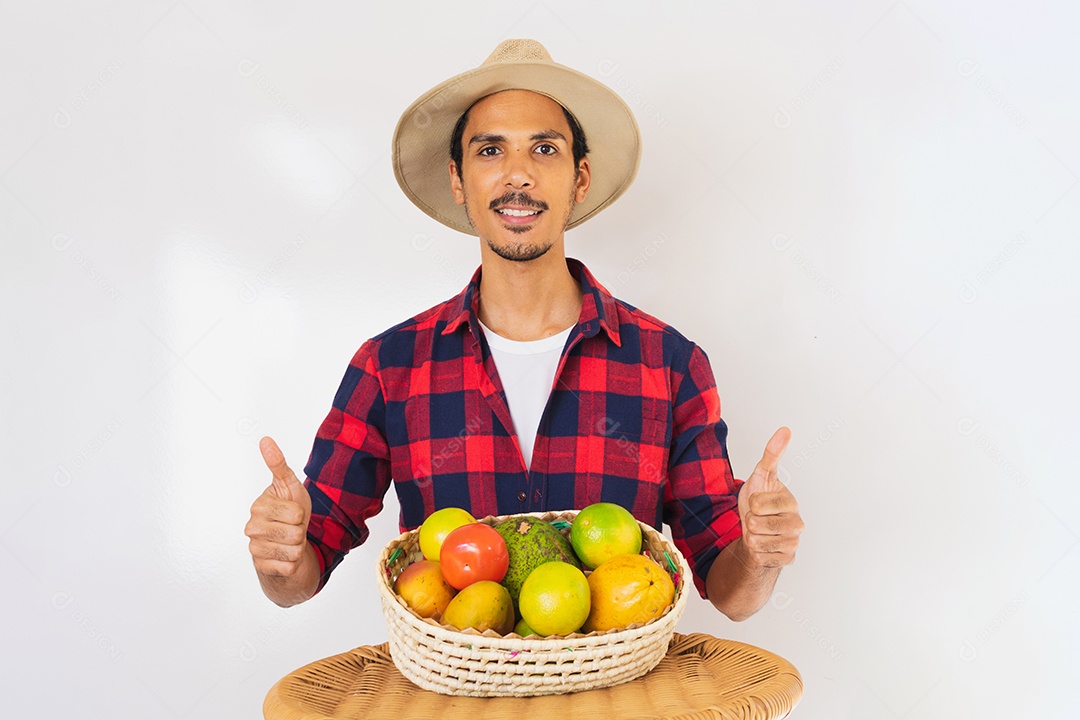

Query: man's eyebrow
left=467, top=130, right=568, bottom=145
left=529, top=130, right=567, bottom=142
left=467, top=133, right=505, bottom=146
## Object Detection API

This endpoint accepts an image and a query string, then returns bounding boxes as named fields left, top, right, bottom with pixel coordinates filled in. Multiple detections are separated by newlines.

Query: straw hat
left=392, top=39, right=642, bottom=236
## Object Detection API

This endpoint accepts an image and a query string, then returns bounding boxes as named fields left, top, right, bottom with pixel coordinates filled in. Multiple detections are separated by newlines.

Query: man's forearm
left=257, top=541, right=321, bottom=608
left=705, top=537, right=781, bottom=621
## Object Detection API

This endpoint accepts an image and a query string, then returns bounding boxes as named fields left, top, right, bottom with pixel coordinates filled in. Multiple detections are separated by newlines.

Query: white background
left=3, top=2, right=1078, bottom=718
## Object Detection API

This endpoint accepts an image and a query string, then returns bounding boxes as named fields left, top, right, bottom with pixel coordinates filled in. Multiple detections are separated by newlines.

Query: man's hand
left=706, top=426, right=803, bottom=620
left=245, top=437, right=318, bottom=605
left=737, top=427, right=804, bottom=568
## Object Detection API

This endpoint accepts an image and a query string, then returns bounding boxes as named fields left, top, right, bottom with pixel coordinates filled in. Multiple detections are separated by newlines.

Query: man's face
left=449, top=90, right=590, bottom=262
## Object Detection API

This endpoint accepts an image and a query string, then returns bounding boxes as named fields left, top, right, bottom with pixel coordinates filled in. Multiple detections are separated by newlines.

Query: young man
left=245, top=40, right=803, bottom=621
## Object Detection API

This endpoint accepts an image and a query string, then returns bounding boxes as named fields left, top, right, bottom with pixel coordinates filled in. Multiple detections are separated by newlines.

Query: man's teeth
left=497, top=208, right=539, bottom=217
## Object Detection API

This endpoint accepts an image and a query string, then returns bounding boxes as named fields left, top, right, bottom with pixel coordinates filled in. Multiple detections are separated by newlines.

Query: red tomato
left=439, top=523, right=510, bottom=590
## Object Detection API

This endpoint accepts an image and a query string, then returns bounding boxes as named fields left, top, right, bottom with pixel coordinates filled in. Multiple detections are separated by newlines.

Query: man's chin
left=486, top=238, right=553, bottom=262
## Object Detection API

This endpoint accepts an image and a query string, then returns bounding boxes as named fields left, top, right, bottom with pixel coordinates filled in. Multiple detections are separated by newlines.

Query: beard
left=465, top=183, right=577, bottom=263
left=487, top=237, right=551, bottom=262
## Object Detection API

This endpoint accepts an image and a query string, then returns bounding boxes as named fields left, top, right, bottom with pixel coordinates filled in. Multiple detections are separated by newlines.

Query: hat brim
left=392, top=59, right=641, bottom=236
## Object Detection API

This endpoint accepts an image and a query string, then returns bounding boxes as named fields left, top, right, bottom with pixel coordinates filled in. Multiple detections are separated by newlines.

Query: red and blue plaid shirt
left=303, top=258, right=743, bottom=598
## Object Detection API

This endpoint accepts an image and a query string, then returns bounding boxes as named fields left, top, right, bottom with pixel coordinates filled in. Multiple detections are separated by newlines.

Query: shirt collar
left=441, top=257, right=622, bottom=347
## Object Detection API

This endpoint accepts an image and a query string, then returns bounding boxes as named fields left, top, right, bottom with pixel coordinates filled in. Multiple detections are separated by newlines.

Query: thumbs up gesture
left=737, top=427, right=804, bottom=568
left=245, top=437, right=313, bottom=579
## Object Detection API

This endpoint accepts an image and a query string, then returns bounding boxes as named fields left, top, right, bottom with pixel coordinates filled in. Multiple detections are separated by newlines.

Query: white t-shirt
left=478, top=318, right=574, bottom=471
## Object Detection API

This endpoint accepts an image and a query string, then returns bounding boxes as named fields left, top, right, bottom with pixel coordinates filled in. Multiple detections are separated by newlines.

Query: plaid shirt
left=303, top=259, right=743, bottom=598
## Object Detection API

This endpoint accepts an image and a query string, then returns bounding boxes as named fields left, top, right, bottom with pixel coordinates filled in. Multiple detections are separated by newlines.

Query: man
left=245, top=40, right=803, bottom=621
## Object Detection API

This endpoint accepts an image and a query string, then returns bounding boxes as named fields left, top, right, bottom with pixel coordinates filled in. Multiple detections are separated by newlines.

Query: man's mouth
left=489, top=192, right=548, bottom=227
left=496, top=208, right=541, bottom=217
left=493, top=205, right=543, bottom=224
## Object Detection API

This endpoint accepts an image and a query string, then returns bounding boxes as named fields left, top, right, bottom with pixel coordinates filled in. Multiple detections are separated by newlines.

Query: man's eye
left=479, top=146, right=500, bottom=156
left=536, top=144, right=557, bottom=155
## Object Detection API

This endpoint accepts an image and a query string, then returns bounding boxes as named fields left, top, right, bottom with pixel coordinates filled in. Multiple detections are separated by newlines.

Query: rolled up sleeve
left=663, top=341, right=743, bottom=598
left=302, top=339, right=393, bottom=594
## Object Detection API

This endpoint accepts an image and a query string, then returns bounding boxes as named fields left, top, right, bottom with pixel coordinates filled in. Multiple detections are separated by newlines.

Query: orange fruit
left=582, top=554, right=675, bottom=633
left=418, top=507, right=475, bottom=561
left=393, top=560, right=457, bottom=620
left=518, top=561, right=590, bottom=637
left=570, top=502, right=643, bottom=569
left=441, top=580, right=515, bottom=635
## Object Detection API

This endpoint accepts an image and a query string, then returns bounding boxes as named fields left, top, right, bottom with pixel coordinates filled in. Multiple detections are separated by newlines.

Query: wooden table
left=264, top=632, right=802, bottom=719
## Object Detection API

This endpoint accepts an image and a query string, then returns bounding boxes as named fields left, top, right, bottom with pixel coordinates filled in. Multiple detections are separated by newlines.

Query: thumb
left=740, top=426, right=792, bottom=513
left=756, top=426, right=792, bottom=478
left=259, top=436, right=303, bottom=501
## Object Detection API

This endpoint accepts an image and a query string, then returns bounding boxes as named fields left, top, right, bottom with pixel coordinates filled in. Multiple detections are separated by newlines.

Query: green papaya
left=492, top=516, right=582, bottom=606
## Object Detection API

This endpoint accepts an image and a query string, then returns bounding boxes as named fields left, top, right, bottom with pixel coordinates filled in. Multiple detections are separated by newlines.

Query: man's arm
left=705, top=537, right=781, bottom=621
left=707, top=427, right=803, bottom=621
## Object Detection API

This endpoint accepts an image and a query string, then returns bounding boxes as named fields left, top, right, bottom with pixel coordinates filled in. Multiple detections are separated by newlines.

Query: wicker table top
left=263, top=632, right=802, bottom=719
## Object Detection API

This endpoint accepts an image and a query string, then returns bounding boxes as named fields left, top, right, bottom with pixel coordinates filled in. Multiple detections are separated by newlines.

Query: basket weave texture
left=263, top=632, right=803, bottom=719
left=376, top=509, right=692, bottom=697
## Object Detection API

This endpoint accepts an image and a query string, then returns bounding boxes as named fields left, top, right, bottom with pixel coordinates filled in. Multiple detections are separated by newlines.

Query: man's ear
left=574, top=157, right=591, bottom=204
left=449, top=160, right=465, bottom=205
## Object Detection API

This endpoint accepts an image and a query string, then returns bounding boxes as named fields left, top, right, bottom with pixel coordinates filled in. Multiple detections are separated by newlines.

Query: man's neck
left=476, top=250, right=583, bottom=342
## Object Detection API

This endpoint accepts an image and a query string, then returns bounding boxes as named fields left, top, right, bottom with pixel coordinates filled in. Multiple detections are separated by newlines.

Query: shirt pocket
left=594, top=414, right=670, bottom=487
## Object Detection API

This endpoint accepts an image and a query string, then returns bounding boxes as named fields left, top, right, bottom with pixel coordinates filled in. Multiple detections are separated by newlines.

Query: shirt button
left=517, top=491, right=527, bottom=502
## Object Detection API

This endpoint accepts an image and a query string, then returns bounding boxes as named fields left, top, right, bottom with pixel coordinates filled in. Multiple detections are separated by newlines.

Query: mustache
left=488, top=191, right=548, bottom=211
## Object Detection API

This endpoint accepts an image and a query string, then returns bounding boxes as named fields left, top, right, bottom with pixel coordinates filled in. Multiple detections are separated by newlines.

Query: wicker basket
left=376, top=509, right=692, bottom=697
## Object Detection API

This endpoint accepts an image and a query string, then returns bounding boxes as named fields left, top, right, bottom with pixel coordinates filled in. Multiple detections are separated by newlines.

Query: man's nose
left=503, top=149, right=535, bottom=188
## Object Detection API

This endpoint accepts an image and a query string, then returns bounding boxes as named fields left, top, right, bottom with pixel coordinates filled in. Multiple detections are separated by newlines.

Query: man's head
left=392, top=39, right=640, bottom=236
left=448, top=90, right=592, bottom=262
